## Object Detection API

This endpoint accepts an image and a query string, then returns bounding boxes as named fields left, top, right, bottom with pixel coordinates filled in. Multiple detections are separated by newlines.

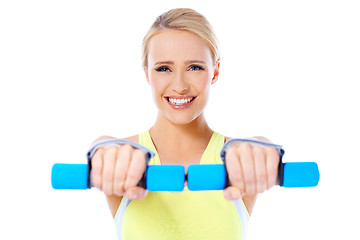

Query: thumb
left=224, top=186, right=243, bottom=200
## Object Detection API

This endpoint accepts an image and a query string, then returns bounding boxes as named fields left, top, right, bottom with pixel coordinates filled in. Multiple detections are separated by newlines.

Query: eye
left=189, top=65, right=205, bottom=71
left=155, top=66, right=171, bottom=72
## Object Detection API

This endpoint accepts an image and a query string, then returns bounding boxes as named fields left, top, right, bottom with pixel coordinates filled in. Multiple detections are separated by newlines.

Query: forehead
left=147, top=30, right=212, bottom=64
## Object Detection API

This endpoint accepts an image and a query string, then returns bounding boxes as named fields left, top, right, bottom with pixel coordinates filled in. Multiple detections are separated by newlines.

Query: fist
left=224, top=140, right=280, bottom=200
left=91, top=143, right=148, bottom=200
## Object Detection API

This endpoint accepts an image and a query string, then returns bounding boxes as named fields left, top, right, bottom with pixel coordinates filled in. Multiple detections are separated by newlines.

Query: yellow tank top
left=114, top=131, right=249, bottom=240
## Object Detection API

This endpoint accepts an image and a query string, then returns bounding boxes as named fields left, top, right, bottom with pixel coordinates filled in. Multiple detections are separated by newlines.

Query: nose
left=172, top=72, right=190, bottom=94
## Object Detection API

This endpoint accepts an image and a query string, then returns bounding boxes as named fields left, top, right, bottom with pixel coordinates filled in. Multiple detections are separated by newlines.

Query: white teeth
left=168, top=97, right=194, bottom=105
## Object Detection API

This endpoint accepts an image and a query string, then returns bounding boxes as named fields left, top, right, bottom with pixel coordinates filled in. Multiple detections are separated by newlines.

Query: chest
left=156, top=148, right=205, bottom=167
left=119, top=191, right=244, bottom=240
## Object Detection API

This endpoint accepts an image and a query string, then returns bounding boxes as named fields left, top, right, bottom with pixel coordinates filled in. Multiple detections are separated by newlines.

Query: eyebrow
left=154, top=60, right=206, bottom=65
left=154, top=61, right=174, bottom=65
left=186, top=60, right=206, bottom=64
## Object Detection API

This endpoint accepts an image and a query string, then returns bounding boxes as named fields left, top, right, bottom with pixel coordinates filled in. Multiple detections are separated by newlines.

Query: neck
left=149, top=113, right=213, bottom=149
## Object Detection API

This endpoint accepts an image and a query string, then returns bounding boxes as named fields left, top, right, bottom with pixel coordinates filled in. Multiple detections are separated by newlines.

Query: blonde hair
left=142, top=8, right=220, bottom=68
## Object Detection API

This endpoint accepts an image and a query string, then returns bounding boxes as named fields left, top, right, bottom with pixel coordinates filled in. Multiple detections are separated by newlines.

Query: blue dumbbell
left=51, top=139, right=320, bottom=191
left=51, top=162, right=319, bottom=190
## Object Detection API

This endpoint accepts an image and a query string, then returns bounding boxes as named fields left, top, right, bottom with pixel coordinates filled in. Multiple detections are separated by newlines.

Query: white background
left=1, top=0, right=359, bottom=239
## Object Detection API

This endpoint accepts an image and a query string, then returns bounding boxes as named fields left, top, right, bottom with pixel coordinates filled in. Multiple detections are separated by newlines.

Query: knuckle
left=257, top=172, right=267, bottom=182
left=227, top=164, right=242, bottom=177
left=102, top=169, right=114, bottom=182
left=266, top=147, right=279, bottom=157
left=92, top=148, right=104, bottom=157
left=230, top=173, right=242, bottom=184
left=132, top=149, right=145, bottom=158
left=106, top=146, right=120, bottom=153
left=245, top=176, right=255, bottom=186
left=117, top=150, right=131, bottom=162
left=117, top=145, right=133, bottom=159
left=121, top=144, right=134, bottom=152
left=126, top=171, right=139, bottom=181
left=257, top=186, right=266, bottom=193
left=268, top=167, right=278, bottom=178
left=91, top=153, right=103, bottom=166
left=103, top=187, right=113, bottom=195
left=240, top=142, right=252, bottom=150
left=246, top=184, right=256, bottom=194
left=91, top=162, right=101, bottom=173
left=103, top=148, right=117, bottom=159
left=114, top=189, right=124, bottom=196
left=253, top=146, right=265, bottom=155
left=113, top=184, right=124, bottom=196
left=114, top=172, right=124, bottom=182
left=92, top=178, right=101, bottom=189
left=226, top=147, right=237, bottom=156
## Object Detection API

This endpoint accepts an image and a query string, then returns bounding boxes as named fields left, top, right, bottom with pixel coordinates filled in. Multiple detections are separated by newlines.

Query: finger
left=223, top=186, right=243, bottom=201
left=124, top=149, right=147, bottom=191
left=102, top=147, right=117, bottom=195
left=253, top=146, right=267, bottom=193
left=125, top=186, right=148, bottom=200
left=113, top=145, right=133, bottom=196
left=265, top=147, right=280, bottom=187
left=91, top=148, right=104, bottom=190
left=225, top=146, right=245, bottom=194
left=239, top=143, right=256, bottom=195
left=225, top=146, right=242, bottom=187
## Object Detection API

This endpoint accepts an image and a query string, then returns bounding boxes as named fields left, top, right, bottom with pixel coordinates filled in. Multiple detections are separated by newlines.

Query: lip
left=164, top=95, right=197, bottom=110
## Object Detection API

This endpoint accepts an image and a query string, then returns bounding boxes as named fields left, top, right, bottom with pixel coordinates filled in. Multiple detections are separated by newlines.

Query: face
left=144, top=30, right=220, bottom=125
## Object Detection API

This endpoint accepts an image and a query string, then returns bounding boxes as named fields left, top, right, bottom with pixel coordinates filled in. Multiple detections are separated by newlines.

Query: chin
left=165, top=112, right=200, bottom=125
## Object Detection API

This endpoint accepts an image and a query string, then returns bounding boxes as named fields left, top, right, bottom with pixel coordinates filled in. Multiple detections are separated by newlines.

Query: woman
left=90, top=8, right=280, bottom=240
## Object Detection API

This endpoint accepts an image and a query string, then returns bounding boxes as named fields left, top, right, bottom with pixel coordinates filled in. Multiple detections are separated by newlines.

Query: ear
left=211, top=61, right=220, bottom=85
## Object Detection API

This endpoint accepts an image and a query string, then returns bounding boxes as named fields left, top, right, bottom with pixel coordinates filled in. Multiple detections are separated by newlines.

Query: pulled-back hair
left=142, top=8, right=220, bottom=68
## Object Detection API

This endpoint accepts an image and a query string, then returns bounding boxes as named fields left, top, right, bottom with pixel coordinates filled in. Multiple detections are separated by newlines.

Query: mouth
left=164, top=96, right=197, bottom=109
left=165, top=96, right=196, bottom=105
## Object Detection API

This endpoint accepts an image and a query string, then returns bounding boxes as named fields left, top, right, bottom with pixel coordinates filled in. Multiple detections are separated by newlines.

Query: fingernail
left=131, top=191, right=138, bottom=199
left=126, top=190, right=136, bottom=199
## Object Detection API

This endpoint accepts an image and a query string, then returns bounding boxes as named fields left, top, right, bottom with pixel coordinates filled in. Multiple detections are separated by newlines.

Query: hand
left=91, top=143, right=148, bottom=200
left=223, top=141, right=280, bottom=200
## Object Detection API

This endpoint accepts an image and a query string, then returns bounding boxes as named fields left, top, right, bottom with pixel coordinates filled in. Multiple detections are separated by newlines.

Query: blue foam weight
left=51, top=164, right=89, bottom=189
left=146, top=165, right=185, bottom=191
left=282, top=162, right=320, bottom=187
left=187, top=164, right=226, bottom=191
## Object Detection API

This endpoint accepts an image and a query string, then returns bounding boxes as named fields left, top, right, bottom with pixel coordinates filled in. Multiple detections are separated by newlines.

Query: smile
left=167, top=97, right=194, bottom=105
left=165, top=96, right=196, bottom=109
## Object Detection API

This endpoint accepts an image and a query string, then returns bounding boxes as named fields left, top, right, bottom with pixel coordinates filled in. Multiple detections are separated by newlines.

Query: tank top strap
left=200, top=131, right=225, bottom=164
left=139, top=131, right=161, bottom=165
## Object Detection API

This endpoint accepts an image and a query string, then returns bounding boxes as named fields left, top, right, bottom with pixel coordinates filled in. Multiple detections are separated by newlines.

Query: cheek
left=195, top=73, right=212, bottom=94
left=149, top=74, right=167, bottom=98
